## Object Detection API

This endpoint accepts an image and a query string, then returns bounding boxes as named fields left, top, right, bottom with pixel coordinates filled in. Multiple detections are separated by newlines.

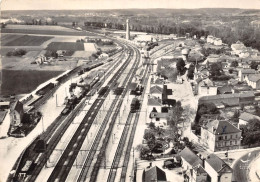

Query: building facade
left=201, top=120, right=242, bottom=152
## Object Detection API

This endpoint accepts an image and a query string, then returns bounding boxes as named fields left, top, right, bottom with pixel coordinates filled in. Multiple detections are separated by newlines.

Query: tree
left=148, top=122, right=155, bottom=130
left=1, top=23, right=6, bottom=28
left=232, top=110, right=240, bottom=123
left=250, top=61, right=258, bottom=70
left=210, top=62, right=222, bottom=76
left=144, top=131, right=155, bottom=141
left=228, top=69, right=234, bottom=74
left=230, top=60, right=238, bottom=67
left=167, top=101, right=183, bottom=139
left=187, top=64, right=195, bottom=79
left=176, top=58, right=186, bottom=75
left=136, top=144, right=150, bottom=159
left=255, top=105, right=260, bottom=117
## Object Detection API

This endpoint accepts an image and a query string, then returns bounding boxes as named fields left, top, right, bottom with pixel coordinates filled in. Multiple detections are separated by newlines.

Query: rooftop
left=247, top=74, right=260, bottom=82
left=150, top=85, right=163, bottom=94
left=148, top=97, right=162, bottom=106
left=205, top=154, right=232, bottom=173
left=204, top=120, right=241, bottom=135
left=143, top=166, right=167, bottom=182
left=179, top=147, right=203, bottom=168
left=239, top=112, right=260, bottom=122
left=240, top=69, right=256, bottom=74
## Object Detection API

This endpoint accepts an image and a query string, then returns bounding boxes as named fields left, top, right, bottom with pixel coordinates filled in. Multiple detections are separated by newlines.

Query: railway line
left=46, top=42, right=137, bottom=182
left=85, top=44, right=141, bottom=182
left=8, top=43, right=127, bottom=182
left=107, top=56, right=149, bottom=182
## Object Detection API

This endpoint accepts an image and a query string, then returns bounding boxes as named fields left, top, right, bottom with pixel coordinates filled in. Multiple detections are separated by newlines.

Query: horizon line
left=2, top=7, right=260, bottom=11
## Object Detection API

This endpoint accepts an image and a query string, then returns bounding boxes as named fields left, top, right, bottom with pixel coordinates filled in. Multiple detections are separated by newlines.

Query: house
left=197, top=78, right=218, bottom=97
left=231, top=41, right=246, bottom=55
left=217, top=85, right=233, bottom=94
left=179, top=147, right=208, bottom=182
left=147, top=97, right=162, bottom=114
left=150, top=85, right=163, bottom=99
left=10, top=100, right=24, bottom=127
left=245, top=74, right=260, bottom=89
left=238, top=69, right=257, bottom=81
left=150, top=77, right=164, bottom=88
left=179, top=147, right=203, bottom=170
left=228, top=78, right=239, bottom=86
left=239, top=112, right=260, bottom=128
left=201, top=120, right=242, bottom=152
left=207, top=35, right=215, bottom=44
left=214, top=38, right=222, bottom=46
left=149, top=112, right=169, bottom=127
left=142, top=166, right=167, bottom=182
left=204, top=154, right=233, bottom=182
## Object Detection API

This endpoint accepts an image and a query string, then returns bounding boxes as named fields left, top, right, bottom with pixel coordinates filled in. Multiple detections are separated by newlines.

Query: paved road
left=232, top=149, right=260, bottom=182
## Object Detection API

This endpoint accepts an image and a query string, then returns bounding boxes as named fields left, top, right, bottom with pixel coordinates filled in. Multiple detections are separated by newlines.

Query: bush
left=6, top=49, right=27, bottom=57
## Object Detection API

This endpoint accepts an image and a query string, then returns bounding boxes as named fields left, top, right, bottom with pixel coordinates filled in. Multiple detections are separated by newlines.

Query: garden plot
left=2, top=35, right=53, bottom=46
left=46, top=42, right=84, bottom=51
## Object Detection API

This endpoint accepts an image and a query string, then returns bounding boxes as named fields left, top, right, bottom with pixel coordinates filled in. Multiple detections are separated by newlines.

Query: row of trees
left=25, top=19, right=58, bottom=25
left=6, top=49, right=27, bottom=57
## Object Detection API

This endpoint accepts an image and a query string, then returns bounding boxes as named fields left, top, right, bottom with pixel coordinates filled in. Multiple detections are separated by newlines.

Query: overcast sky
left=1, top=0, right=260, bottom=10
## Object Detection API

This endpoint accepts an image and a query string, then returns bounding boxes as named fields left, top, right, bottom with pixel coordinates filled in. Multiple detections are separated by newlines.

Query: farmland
left=0, top=69, right=63, bottom=95
left=2, top=35, right=53, bottom=46
left=46, top=42, right=84, bottom=51
left=1, top=25, right=96, bottom=36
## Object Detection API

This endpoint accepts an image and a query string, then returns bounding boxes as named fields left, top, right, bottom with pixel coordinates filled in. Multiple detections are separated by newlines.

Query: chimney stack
left=126, top=19, right=130, bottom=40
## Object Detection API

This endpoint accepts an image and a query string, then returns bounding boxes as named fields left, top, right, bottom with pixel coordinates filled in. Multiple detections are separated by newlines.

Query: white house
left=204, top=154, right=233, bottom=182
left=245, top=74, right=260, bottom=89
left=201, top=120, right=242, bottom=152
left=150, top=85, right=163, bottom=99
left=214, top=38, right=222, bottom=46
left=238, top=69, right=257, bottom=81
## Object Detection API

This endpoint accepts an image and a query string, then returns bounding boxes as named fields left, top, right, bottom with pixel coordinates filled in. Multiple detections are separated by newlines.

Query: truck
left=130, top=98, right=140, bottom=113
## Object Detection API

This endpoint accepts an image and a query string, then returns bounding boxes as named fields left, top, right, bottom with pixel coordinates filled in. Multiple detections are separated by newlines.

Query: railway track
left=46, top=43, right=136, bottom=182
left=107, top=56, right=149, bottom=182
left=84, top=44, right=141, bottom=182
left=8, top=43, right=126, bottom=182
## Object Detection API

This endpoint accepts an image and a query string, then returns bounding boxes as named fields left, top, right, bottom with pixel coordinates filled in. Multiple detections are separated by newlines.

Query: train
left=146, top=42, right=159, bottom=51
left=36, top=83, right=55, bottom=96
left=83, top=62, right=104, bottom=72
left=61, top=76, right=100, bottom=115
left=130, top=98, right=140, bottom=113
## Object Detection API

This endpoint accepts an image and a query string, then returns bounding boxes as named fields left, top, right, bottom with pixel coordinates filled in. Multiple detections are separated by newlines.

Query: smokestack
left=126, top=19, right=130, bottom=40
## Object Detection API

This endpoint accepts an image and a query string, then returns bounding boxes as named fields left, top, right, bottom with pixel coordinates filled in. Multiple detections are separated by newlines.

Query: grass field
left=2, top=35, right=53, bottom=46
left=1, top=28, right=94, bottom=36
left=0, top=69, right=63, bottom=95
left=46, top=42, right=84, bottom=51
left=1, top=34, right=24, bottom=46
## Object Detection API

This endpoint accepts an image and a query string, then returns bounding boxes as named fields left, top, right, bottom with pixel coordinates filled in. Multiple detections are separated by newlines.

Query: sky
left=1, top=0, right=260, bottom=10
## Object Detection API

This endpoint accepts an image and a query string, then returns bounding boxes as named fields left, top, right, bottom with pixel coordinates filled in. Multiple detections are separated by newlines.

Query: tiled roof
left=204, top=120, right=241, bottom=134
left=179, top=147, right=203, bottom=168
left=241, top=69, right=256, bottom=74
left=205, top=154, right=232, bottom=173
left=148, top=98, right=162, bottom=106
left=150, top=112, right=169, bottom=119
left=150, top=85, right=163, bottom=94
left=247, top=74, right=260, bottom=82
left=143, top=166, right=167, bottom=182
left=199, top=91, right=255, bottom=101
left=239, top=112, right=260, bottom=122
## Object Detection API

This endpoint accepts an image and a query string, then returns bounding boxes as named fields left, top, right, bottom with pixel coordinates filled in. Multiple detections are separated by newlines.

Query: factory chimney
left=126, top=19, right=130, bottom=40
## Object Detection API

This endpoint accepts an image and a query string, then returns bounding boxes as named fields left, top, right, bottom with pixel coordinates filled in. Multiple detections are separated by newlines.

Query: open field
left=0, top=69, right=63, bottom=95
left=46, top=42, right=84, bottom=51
left=2, top=35, right=53, bottom=46
left=1, top=25, right=96, bottom=36
left=1, top=34, right=24, bottom=46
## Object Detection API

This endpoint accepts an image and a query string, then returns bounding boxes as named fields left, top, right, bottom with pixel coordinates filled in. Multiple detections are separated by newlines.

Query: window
left=13, top=113, right=17, bottom=120
left=225, top=136, right=227, bottom=140
left=156, top=118, right=160, bottom=121
left=230, top=135, right=232, bottom=139
left=219, top=136, right=222, bottom=140
left=225, top=142, right=227, bottom=146
left=235, top=141, right=237, bottom=145
left=230, top=141, right=232, bottom=145
left=236, top=134, right=238, bottom=138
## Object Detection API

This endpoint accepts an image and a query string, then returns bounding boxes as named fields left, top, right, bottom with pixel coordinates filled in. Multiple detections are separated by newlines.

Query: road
left=232, top=149, right=260, bottom=182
